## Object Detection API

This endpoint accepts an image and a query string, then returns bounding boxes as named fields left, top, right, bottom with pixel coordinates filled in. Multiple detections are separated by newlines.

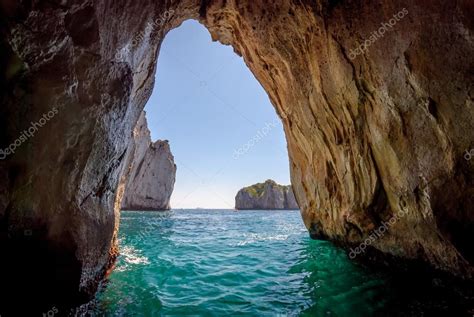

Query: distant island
left=235, top=179, right=299, bottom=210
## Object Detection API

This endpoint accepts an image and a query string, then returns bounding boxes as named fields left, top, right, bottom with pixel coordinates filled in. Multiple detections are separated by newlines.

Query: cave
left=0, top=0, right=472, bottom=314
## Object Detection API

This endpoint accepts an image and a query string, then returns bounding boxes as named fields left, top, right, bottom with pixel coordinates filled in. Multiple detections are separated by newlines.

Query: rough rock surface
left=235, top=180, right=299, bottom=210
left=0, top=0, right=473, bottom=312
left=121, top=112, right=176, bottom=211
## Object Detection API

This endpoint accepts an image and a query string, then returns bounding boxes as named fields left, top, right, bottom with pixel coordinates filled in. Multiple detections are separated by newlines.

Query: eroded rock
left=235, top=180, right=299, bottom=210
left=121, top=112, right=176, bottom=211
left=0, top=0, right=472, bottom=312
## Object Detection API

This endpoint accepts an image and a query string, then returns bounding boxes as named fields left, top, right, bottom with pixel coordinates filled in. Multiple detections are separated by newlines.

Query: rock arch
left=0, top=0, right=472, bottom=312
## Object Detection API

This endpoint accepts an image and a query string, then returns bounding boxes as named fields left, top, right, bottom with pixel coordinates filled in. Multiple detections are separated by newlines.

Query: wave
left=116, top=245, right=150, bottom=272
left=232, top=233, right=291, bottom=246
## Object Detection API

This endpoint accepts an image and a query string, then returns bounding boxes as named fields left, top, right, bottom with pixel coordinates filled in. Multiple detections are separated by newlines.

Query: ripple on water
left=91, top=210, right=400, bottom=316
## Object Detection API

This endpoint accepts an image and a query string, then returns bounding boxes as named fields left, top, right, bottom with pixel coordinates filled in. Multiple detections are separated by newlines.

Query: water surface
left=87, top=210, right=398, bottom=316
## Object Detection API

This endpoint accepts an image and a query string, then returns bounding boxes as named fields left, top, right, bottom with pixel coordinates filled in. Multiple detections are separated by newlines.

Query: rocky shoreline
left=235, top=180, right=299, bottom=210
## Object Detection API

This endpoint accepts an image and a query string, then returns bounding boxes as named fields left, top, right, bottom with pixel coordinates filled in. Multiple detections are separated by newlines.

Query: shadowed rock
left=0, top=0, right=472, bottom=313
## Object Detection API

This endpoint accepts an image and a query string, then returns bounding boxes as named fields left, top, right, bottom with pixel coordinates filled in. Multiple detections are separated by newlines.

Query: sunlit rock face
left=121, top=112, right=176, bottom=211
left=0, top=0, right=472, bottom=312
left=235, top=180, right=299, bottom=210
left=200, top=0, right=473, bottom=278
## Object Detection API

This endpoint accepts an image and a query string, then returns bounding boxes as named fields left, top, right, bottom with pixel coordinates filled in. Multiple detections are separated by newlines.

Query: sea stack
left=121, top=112, right=176, bottom=210
left=235, top=180, right=299, bottom=210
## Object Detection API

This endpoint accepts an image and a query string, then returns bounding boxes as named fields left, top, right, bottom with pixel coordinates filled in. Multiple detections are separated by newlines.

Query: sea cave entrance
left=121, top=20, right=296, bottom=211
left=1, top=1, right=471, bottom=314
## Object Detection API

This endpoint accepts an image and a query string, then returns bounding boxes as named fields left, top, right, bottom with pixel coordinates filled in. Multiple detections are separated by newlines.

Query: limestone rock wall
left=201, top=0, right=474, bottom=278
left=235, top=180, right=299, bottom=210
left=121, top=112, right=176, bottom=211
left=0, top=0, right=472, bottom=312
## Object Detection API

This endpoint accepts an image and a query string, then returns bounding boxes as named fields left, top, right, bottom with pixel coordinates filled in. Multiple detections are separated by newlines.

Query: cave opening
left=104, top=19, right=310, bottom=314
left=122, top=19, right=295, bottom=210
left=1, top=1, right=472, bottom=315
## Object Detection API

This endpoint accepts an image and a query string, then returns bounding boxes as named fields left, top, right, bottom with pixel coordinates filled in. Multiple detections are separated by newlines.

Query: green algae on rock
left=235, top=180, right=299, bottom=210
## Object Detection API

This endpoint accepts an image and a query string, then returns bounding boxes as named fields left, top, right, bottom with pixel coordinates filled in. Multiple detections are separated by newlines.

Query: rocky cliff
left=0, top=0, right=472, bottom=313
left=121, top=112, right=176, bottom=211
left=235, top=180, right=299, bottom=210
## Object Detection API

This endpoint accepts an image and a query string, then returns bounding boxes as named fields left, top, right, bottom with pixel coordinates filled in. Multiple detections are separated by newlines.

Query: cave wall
left=0, top=0, right=472, bottom=312
left=199, top=0, right=474, bottom=277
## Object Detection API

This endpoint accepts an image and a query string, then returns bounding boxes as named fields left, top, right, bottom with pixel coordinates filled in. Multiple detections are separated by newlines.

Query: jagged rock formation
left=235, top=180, right=299, bottom=210
left=121, top=112, right=176, bottom=211
left=0, top=0, right=473, bottom=313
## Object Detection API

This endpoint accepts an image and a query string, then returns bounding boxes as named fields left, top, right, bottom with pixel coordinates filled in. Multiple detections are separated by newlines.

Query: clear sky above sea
left=144, top=20, right=290, bottom=209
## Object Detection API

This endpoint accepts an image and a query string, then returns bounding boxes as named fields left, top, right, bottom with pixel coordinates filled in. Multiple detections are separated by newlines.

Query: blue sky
left=144, top=20, right=290, bottom=208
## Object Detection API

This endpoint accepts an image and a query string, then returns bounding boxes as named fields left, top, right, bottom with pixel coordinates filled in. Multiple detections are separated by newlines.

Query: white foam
left=120, top=245, right=150, bottom=265
left=233, top=233, right=290, bottom=246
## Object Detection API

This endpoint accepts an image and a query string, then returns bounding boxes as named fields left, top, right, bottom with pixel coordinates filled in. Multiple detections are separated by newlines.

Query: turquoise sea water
left=86, top=209, right=470, bottom=316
